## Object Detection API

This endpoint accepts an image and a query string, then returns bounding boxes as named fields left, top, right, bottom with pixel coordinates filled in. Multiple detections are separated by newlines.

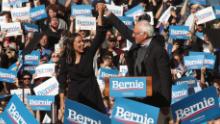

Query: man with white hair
left=100, top=3, right=172, bottom=122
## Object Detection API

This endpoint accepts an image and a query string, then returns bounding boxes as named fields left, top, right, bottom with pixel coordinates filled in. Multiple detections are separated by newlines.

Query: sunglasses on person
left=52, top=55, right=60, bottom=58
left=23, top=77, right=31, bottom=80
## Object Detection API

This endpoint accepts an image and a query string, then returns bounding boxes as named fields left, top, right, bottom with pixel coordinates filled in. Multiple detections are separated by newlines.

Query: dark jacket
left=57, top=26, right=106, bottom=113
left=107, top=13, right=172, bottom=107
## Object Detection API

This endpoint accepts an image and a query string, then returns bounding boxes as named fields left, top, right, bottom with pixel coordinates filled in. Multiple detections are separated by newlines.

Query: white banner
left=195, top=6, right=216, bottom=24
left=34, top=63, right=55, bottom=79
left=10, top=88, right=31, bottom=104
left=33, top=77, right=59, bottom=96
left=2, top=0, right=11, bottom=11
left=106, top=4, right=123, bottom=17
left=0, top=16, right=7, bottom=25
left=0, top=22, right=22, bottom=37
left=159, top=6, right=175, bottom=23
left=75, top=16, right=96, bottom=31
left=11, top=7, right=31, bottom=21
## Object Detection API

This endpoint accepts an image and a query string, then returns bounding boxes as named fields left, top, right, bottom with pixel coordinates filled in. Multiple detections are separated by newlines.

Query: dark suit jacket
left=107, top=13, right=172, bottom=107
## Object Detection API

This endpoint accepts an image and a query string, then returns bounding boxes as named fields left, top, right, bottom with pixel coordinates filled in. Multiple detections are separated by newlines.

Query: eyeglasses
left=132, top=32, right=145, bottom=36
left=23, top=77, right=31, bottom=80
left=52, top=55, right=59, bottom=58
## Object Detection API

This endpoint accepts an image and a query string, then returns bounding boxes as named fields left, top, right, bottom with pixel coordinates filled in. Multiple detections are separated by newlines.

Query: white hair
left=137, top=20, right=155, bottom=37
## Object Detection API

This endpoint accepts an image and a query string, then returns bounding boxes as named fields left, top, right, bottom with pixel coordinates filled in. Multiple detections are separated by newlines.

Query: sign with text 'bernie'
left=75, top=16, right=96, bottom=31
left=171, top=87, right=220, bottom=124
left=189, top=52, right=216, bottom=69
left=64, top=99, right=110, bottom=124
left=119, top=16, right=134, bottom=29
left=184, top=55, right=205, bottom=70
left=34, top=63, right=55, bottom=79
left=33, top=77, right=59, bottom=96
left=2, top=95, right=39, bottom=124
left=27, top=95, right=55, bottom=111
left=106, top=4, right=123, bottom=17
left=11, top=7, right=30, bottom=21
left=125, top=4, right=144, bottom=18
left=0, top=68, right=17, bottom=83
left=0, top=22, right=22, bottom=37
left=112, top=98, right=160, bottom=124
left=71, top=5, right=93, bottom=16
left=99, top=67, right=119, bottom=79
left=169, top=25, right=190, bottom=40
left=195, top=6, right=216, bottom=25
left=107, top=77, right=152, bottom=97
left=175, top=76, right=197, bottom=88
left=30, top=5, right=48, bottom=21
left=172, top=83, right=189, bottom=104
left=190, top=0, right=207, bottom=5
left=23, top=23, right=39, bottom=32
left=214, top=6, right=220, bottom=19
left=21, top=50, right=40, bottom=66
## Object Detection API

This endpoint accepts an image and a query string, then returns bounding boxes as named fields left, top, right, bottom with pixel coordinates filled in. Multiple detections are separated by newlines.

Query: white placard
left=159, top=6, right=175, bottom=23
left=34, top=63, right=55, bottom=79
left=0, top=22, right=22, bottom=37
left=75, top=16, right=96, bottom=31
left=10, top=88, right=31, bottom=104
left=147, top=11, right=154, bottom=25
left=2, top=0, right=11, bottom=11
left=0, top=16, right=7, bottom=25
left=195, top=6, right=216, bottom=24
left=106, top=4, right=123, bottom=17
left=33, top=77, right=59, bottom=96
left=11, top=7, right=31, bottom=21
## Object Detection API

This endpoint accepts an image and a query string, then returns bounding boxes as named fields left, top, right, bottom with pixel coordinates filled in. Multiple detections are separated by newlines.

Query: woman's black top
left=57, top=26, right=107, bottom=113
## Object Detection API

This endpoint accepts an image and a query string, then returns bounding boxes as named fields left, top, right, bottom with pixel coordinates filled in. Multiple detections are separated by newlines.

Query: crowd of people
left=0, top=0, right=220, bottom=124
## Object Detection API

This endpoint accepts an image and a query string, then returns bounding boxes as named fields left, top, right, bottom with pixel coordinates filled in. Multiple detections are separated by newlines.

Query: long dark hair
left=62, top=33, right=82, bottom=65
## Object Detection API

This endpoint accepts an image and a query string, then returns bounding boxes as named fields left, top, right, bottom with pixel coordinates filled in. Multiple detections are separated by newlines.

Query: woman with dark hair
left=57, top=3, right=107, bottom=114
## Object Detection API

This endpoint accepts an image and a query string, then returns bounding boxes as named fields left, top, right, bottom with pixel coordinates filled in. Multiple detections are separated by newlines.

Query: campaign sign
left=119, top=16, right=134, bottom=29
left=99, top=67, right=119, bottom=79
left=75, top=16, right=96, bottom=31
left=64, top=99, right=111, bottom=124
left=0, top=22, right=22, bottom=37
left=119, top=65, right=128, bottom=76
left=24, top=65, right=36, bottom=74
left=159, top=6, right=175, bottom=23
left=125, top=4, right=144, bottom=18
left=71, top=5, right=93, bottom=16
left=0, top=68, right=17, bottom=83
left=169, top=25, right=190, bottom=40
left=172, top=83, right=189, bottom=104
left=33, top=77, right=59, bottom=96
left=34, top=63, right=55, bottom=79
left=171, top=87, right=220, bottom=124
left=195, top=6, right=216, bottom=25
left=10, top=88, right=31, bottom=104
left=8, top=62, right=20, bottom=71
left=30, top=5, right=48, bottom=21
left=23, top=23, right=39, bottom=32
left=0, top=16, right=6, bottom=24
left=196, top=32, right=204, bottom=40
left=27, top=95, right=55, bottom=111
left=0, top=112, right=6, bottom=124
left=204, top=54, right=216, bottom=69
left=214, top=6, right=220, bottom=19
left=109, top=77, right=147, bottom=97
left=184, top=55, right=205, bottom=70
left=190, top=0, right=207, bottom=5
left=175, top=76, right=197, bottom=88
left=112, top=98, right=159, bottom=124
left=106, top=4, right=123, bottom=17
left=2, top=95, right=39, bottom=124
left=189, top=52, right=216, bottom=69
left=23, top=50, right=40, bottom=65
left=11, top=7, right=30, bottom=21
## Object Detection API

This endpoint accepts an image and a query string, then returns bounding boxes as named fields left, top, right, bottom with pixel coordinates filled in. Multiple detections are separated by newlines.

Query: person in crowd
left=100, top=3, right=172, bottom=122
left=57, top=3, right=107, bottom=113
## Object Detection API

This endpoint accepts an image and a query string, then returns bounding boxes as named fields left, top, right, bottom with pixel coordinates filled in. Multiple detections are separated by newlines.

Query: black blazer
left=107, top=13, right=172, bottom=107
